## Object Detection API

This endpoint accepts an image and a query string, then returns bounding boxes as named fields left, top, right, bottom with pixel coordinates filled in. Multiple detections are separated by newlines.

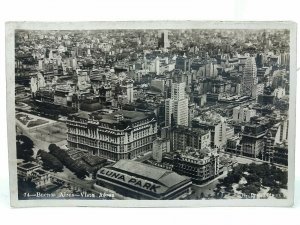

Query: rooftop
left=73, top=110, right=154, bottom=124
left=109, top=160, right=189, bottom=188
left=193, top=112, right=224, bottom=125
left=176, top=147, right=218, bottom=161
left=174, top=126, right=210, bottom=136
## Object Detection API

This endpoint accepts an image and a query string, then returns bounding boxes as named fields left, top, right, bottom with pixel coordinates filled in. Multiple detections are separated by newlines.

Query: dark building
left=272, top=144, right=288, bottom=166
left=241, top=120, right=270, bottom=158
left=175, top=56, right=191, bottom=72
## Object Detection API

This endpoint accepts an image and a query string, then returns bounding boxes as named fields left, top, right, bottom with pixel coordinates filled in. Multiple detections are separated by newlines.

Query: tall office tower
left=171, top=82, right=185, bottom=100
left=126, top=81, right=134, bottom=103
left=48, top=50, right=54, bottom=60
left=175, top=56, right=191, bottom=72
left=280, top=52, right=290, bottom=66
left=280, top=116, right=289, bottom=142
left=87, top=48, right=91, bottom=57
left=165, top=98, right=173, bottom=127
left=155, top=56, right=160, bottom=75
left=38, top=59, right=43, bottom=70
left=158, top=30, right=170, bottom=49
left=241, top=57, right=258, bottom=97
left=165, top=82, right=189, bottom=127
left=173, top=98, right=189, bottom=126
left=192, top=113, right=227, bottom=148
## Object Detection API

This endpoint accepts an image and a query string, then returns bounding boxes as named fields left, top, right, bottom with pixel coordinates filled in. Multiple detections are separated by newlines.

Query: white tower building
left=126, top=81, right=134, bottom=103
left=155, top=56, right=160, bottom=75
left=241, top=57, right=258, bottom=97
left=165, top=82, right=189, bottom=127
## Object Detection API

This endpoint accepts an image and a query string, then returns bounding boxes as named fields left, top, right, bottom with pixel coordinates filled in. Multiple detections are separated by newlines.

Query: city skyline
left=11, top=25, right=292, bottom=203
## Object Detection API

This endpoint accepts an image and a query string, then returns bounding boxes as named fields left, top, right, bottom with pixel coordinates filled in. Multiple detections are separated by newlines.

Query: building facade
left=232, top=106, right=256, bottom=123
left=163, top=148, right=220, bottom=184
left=192, top=114, right=227, bottom=148
left=165, top=82, right=189, bottom=127
left=67, top=110, right=157, bottom=161
left=241, top=123, right=268, bottom=158
left=241, top=57, right=258, bottom=97
left=152, top=138, right=170, bottom=162
left=172, top=126, right=211, bottom=151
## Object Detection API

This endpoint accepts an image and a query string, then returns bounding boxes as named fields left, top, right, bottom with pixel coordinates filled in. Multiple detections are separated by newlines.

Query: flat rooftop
left=74, top=110, right=151, bottom=124
left=108, top=160, right=190, bottom=188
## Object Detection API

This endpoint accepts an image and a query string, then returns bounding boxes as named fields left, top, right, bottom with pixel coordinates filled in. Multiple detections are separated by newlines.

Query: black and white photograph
left=6, top=21, right=296, bottom=207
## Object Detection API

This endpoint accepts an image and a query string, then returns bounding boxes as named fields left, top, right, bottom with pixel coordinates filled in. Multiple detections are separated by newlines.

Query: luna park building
left=95, top=160, right=192, bottom=200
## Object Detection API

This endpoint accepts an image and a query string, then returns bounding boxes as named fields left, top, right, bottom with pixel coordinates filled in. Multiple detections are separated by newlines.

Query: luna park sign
left=99, top=169, right=161, bottom=193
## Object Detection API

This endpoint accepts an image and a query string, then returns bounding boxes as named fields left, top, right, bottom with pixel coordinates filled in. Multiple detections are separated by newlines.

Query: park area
left=189, top=162, right=288, bottom=200
left=30, top=122, right=67, bottom=144
left=16, top=112, right=67, bottom=151
left=16, top=112, right=51, bottom=129
left=214, top=163, right=288, bottom=199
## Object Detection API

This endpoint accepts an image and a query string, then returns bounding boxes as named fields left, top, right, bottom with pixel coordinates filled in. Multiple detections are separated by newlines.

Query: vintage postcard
left=6, top=21, right=296, bottom=207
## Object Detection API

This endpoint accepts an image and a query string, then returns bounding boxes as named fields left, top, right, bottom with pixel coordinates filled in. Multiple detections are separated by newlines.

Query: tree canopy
left=217, top=162, right=287, bottom=197
left=16, top=135, right=34, bottom=161
left=37, top=149, right=63, bottom=172
left=49, top=144, right=89, bottom=179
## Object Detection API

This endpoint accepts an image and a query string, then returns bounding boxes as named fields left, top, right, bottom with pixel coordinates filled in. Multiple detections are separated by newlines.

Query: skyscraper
left=241, top=57, right=258, bottom=97
left=126, top=81, right=134, bottom=103
left=155, top=56, right=160, bottom=75
left=158, top=30, right=170, bottom=49
left=171, top=82, right=185, bottom=100
left=165, top=82, right=189, bottom=127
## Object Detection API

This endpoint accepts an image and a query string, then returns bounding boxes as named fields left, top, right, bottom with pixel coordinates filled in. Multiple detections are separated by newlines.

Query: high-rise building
left=263, top=115, right=288, bottom=164
left=171, top=82, right=185, bottom=100
left=192, top=113, right=227, bottom=148
left=152, top=138, right=170, bottom=162
left=272, top=143, right=288, bottom=166
left=126, top=81, right=134, bottom=103
left=252, top=83, right=264, bottom=99
left=241, top=120, right=269, bottom=158
left=158, top=30, right=170, bottom=49
left=30, top=72, right=46, bottom=96
left=241, top=57, right=258, bottom=97
left=172, top=126, right=211, bottom=151
left=38, top=59, right=43, bottom=70
left=280, top=52, right=290, bottom=66
left=165, top=99, right=173, bottom=127
left=173, top=98, right=189, bottom=126
left=175, top=56, right=191, bottom=72
left=165, top=82, right=189, bottom=127
left=280, top=116, right=289, bottom=142
left=232, top=106, right=256, bottom=123
left=155, top=56, right=160, bottom=75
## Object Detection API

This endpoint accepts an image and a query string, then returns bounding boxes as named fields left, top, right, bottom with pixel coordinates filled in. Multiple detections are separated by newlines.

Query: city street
left=190, top=171, right=228, bottom=199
